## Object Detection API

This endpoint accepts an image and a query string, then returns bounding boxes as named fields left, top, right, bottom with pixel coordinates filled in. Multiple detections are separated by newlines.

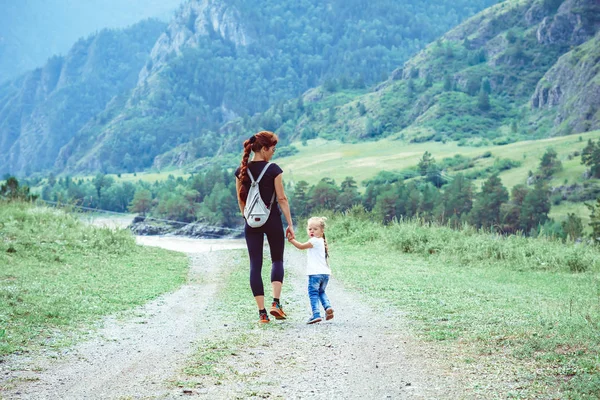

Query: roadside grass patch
left=328, top=214, right=600, bottom=398
left=0, top=201, right=188, bottom=356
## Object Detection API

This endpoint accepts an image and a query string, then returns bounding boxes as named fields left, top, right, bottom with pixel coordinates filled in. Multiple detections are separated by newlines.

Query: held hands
left=285, top=225, right=295, bottom=241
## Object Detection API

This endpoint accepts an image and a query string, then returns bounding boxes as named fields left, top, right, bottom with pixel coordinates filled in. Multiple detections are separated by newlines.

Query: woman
left=235, top=131, right=295, bottom=323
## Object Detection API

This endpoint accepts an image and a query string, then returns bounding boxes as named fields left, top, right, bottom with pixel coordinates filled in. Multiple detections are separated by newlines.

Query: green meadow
left=277, top=130, right=600, bottom=189
left=69, top=130, right=600, bottom=194
left=0, top=202, right=188, bottom=356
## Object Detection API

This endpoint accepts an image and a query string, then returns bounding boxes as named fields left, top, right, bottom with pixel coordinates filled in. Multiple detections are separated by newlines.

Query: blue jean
left=308, top=274, right=331, bottom=318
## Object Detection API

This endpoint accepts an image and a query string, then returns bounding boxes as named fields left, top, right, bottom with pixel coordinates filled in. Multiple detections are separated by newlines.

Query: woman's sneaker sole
left=325, top=308, right=334, bottom=321
left=269, top=302, right=287, bottom=320
left=307, top=317, right=322, bottom=324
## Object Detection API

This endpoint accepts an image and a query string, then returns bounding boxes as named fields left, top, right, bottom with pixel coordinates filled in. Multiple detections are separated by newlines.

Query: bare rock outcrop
left=531, top=31, right=600, bottom=134
left=536, top=0, right=600, bottom=45
left=138, top=0, right=251, bottom=84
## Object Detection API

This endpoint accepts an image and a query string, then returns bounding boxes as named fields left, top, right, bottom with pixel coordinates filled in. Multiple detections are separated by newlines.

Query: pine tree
left=419, top=183, right=441, bottom=220
left=443, top=74, right=452, bottom=91
left=291, top=180, right=310, bottom=217
left=442, top=173, right=473, bottom=221
left=466, top=75, right=480, bottom=96
left=538, top=148, right=563, bottom=179
left=424, top=73, right=433, bottom=88
left=362, top=184, right=379, bottom=212
left=519, top=180, right=550, bottom=233
left=374, top=189, right=399, bottom=224
left=338, top=177, right=361, bottom=212
left=418, top=151, right=435, bottom=176
left=309, top=178, right=339, bottom=211
left=129, top=189, right=152, bottom=216
left=581, top=139, right=600, bottom=178
left=481, top=77, right=491, bottom=94
left=357, top=102, right=367, bottom=116
left=470, top=174, right=509, bottom=229
left=477, top=89, right=490, bottom=111
left=585, top=197, right=600, bottom=243
left=561, top=213, right=583, bottom=241
left=500, top=184, right=529, bottom=233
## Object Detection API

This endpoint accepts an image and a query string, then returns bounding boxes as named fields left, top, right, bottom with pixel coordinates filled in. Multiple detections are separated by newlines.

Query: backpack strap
left=254, top=162, right=271, bottom=184
left=248, top=162, right=275, bottom=208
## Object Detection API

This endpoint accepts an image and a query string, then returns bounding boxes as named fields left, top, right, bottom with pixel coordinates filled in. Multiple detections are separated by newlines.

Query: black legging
left=244, top=211, right=285, bottom=297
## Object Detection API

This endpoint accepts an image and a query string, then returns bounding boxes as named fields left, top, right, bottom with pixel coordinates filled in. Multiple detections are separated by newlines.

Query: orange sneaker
left=269, top=302, right=287, bottom=320
left=259, top=313, right=270, bottom=323
left=325, top=308, right=334, bottom=321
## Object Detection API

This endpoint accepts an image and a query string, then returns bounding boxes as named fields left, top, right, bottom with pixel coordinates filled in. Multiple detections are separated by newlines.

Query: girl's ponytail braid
left=323, top=231, right=329, bottom=260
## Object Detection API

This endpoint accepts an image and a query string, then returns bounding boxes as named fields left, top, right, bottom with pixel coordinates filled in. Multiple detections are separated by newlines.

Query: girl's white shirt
left=306, top=237, right=331, bottom=275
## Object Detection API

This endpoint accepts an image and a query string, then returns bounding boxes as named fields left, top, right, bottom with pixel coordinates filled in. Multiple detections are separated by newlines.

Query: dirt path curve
left=2, top=235, right=467, bottom=399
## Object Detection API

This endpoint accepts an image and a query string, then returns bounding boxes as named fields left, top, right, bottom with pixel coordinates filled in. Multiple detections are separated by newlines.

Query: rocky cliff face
left=528, top=0, right=600, bottom=135
left=536, top=0, right=600, bottom=45
left=138, top=0, right=250, bottom=83
left=531, top=31, right=600, bottom=134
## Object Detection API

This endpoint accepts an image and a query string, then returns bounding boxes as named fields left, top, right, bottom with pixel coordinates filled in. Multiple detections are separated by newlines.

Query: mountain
left=0, top=20, right=167, bottom=176
left=0, top=0, right=182, bottom=83
left=0, top=0, right=501, bottom=176
left=236, top=0, right=599, bottom=150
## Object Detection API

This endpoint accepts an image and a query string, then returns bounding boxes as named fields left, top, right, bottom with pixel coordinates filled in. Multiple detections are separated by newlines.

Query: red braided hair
left=238, top=131, right=279, bottom=202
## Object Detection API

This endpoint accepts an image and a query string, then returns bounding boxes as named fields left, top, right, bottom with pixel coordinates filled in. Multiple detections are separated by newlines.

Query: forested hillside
left=221, top=0, right=599, bottom=152
left=0, top=20, right=167, bottom=177
left=0, top=0, right=181, bottom=83
left=0, top=0, right=500, bottom=176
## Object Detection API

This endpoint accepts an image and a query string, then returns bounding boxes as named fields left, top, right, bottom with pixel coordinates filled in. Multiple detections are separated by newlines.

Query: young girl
left=287, top=217, right=334, bottom=324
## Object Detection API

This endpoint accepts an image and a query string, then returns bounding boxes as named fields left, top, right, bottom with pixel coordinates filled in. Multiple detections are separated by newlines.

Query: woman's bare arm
left=235, top=177, right=245, bottom=215
left=274, top=174, right=294, bottom=237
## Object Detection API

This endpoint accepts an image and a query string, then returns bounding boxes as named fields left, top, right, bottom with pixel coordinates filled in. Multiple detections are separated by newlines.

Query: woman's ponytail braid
left=238, top=137, right=254, bottom=202
left=237, top=131, right=278, bottom=203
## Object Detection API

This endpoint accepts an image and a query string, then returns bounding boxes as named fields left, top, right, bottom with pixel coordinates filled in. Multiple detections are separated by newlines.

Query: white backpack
left=243, top=163, right=276, bottom=228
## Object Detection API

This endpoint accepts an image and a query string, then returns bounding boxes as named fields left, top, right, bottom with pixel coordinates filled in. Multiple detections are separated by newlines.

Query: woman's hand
left=285, top=225, right=295, bottom=240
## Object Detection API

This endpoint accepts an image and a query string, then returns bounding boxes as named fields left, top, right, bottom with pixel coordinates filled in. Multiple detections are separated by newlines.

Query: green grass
left=328, top=213, right=600, bottom=398
left=276, top=131, right=600, bottom=190
left=59, top=130, right=600, bottom=192
left=0, top=201, right=188, bottom=356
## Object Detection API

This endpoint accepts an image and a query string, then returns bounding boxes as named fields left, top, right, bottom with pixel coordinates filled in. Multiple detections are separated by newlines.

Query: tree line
left=3, top=138, right=600, bottom=242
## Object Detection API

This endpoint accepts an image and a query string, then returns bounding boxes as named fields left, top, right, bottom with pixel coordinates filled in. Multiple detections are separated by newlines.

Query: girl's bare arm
left=288, top=238, right=313, bottom=250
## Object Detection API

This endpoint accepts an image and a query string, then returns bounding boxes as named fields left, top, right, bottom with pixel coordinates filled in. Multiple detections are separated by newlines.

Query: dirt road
left=1, top=235, right=466, bottom=399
